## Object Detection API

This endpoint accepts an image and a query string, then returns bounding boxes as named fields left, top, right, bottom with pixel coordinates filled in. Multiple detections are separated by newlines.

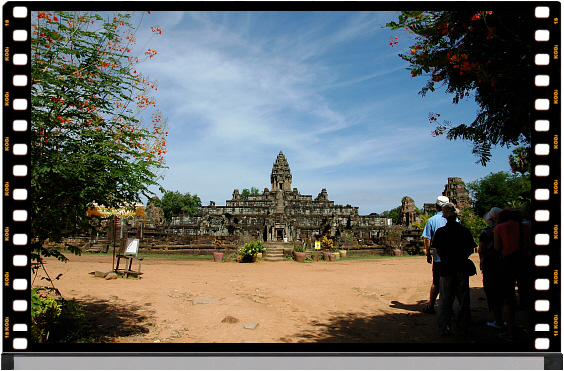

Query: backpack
left=481, top=227, right=501, bottom=262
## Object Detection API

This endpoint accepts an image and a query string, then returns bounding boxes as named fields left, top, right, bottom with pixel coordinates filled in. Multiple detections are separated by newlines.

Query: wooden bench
left=115, top=255, right=144, bottom=279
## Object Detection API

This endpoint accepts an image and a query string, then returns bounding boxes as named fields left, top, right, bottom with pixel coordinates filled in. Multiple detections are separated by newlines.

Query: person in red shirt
left=493, top=208, right=532, bottom=342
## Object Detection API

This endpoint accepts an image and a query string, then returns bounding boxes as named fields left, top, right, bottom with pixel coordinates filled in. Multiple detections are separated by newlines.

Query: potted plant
left=212, top=237, right=223, bottom=262
left=238, top=240, right=266, bottom=263
left=321, top=233, right=335, bottom=261
left=293, top=242, right=306, bottom=262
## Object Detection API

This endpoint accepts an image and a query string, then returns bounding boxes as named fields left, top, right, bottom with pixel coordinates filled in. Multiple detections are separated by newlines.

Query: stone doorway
left=276, top=228, right=284, bottom=241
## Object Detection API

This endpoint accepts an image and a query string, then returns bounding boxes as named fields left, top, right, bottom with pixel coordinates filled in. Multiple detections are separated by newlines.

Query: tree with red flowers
left=31, top=11, right=168, bottom=262
left=387, top=10, right=532, bottom=165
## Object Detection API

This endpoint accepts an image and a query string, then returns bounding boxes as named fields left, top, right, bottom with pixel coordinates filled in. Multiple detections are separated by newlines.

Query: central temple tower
left=271, top=151, right=292, bottom=192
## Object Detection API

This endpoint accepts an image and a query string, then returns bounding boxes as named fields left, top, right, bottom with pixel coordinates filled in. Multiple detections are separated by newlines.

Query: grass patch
left=341, top=254, right=422, bottom=261
left=136, top=253, right=214, bottom=260
left=61, top=250, right=215, bottom=260
left=65, top=250, right=423, bottom=261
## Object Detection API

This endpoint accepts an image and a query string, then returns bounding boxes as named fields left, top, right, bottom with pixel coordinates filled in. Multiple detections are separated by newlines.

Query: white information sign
left=315, top=241, right=321, bottom=250
left=125, top=239, right=139, bottom=256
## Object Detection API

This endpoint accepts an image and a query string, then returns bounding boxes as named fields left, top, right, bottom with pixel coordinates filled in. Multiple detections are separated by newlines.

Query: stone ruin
left=159, top=151, right=401, bottom=255
left=442, top=177, right=472, bottom=210
left=49, top=152, right=473, bottom=257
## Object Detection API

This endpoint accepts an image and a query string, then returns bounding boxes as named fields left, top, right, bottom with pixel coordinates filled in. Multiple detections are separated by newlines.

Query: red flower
left=471, top=14, right=481, bottom=21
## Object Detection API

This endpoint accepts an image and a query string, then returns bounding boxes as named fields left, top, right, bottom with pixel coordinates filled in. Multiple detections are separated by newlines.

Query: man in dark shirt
left=432, top=203, right=476, bottom=336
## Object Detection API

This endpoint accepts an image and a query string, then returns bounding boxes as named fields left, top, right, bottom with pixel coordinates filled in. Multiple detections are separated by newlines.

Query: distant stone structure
left=169, top=151, right=391, bottom=243
left=400, top=196, right=419, bottom=227
left=423, top=203, right=437, bottom=216
left=442, top=177, right=472, bottom=209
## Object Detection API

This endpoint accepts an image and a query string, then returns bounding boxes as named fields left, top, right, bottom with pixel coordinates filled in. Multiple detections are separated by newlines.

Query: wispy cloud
left=134, top=11, right=514, bottom=214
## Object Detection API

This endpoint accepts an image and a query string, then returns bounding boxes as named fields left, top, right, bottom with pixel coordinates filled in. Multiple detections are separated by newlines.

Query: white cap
left=436, top=196, right=450, bottom=207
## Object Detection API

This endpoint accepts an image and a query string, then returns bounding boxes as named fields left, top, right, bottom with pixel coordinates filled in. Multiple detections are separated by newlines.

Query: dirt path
left=33, top=253, right=526, bottom=344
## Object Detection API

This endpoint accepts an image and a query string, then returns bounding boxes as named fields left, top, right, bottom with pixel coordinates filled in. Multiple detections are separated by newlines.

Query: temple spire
left=271, top=151, right=292, bottom=191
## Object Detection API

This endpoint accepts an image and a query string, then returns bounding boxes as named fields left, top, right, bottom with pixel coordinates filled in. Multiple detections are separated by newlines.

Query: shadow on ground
left=48, top=297, right=154, bottom=343
left=279, top=287, right=530, bottom=347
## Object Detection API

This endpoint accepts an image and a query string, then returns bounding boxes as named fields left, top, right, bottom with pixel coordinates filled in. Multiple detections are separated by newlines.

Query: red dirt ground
left=32, top=252, right=529, bottom=345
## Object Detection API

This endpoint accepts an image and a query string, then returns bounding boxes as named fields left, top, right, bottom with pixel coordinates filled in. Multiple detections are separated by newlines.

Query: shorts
left=432, top=262, right=442, bottom=286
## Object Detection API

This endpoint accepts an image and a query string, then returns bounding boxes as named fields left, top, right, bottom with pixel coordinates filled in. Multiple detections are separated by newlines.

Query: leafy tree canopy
left=387, top=10, right=532, bottom=165
left=149, top=190, right=202, bottom=220
left=508, top=146, right=531, bottom=176
left=467, top=171, right=531, bottom=220
left=380, top=205, right=402, bottom=225
left=32, top=11, right=167, bottom=262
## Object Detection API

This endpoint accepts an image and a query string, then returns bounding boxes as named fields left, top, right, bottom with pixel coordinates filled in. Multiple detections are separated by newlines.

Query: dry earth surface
left=33, top=252, right=530, bottom=346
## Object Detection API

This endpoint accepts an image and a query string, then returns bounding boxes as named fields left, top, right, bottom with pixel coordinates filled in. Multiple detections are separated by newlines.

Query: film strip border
left=0, top=3, right=561, bottom=356
left=3, top=3, right=31, bottom=352
left=531, top=4, right=562, bottom=353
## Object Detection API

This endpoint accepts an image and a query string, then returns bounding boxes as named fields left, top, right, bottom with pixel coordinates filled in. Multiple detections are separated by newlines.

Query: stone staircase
left=263, top=242, right=293, bottom=262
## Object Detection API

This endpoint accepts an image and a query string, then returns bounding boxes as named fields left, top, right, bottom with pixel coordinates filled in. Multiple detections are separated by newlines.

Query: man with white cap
left=421, top=195, right=450, bottom=314
left=432, top=203, right=476, bottom=336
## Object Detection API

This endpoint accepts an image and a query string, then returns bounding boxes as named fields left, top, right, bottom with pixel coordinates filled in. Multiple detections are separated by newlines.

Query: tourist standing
left=421, top=195, right=450, bottom=314
left=494, top=209, right=532, bottom=342
left=433, top=203, right=476, bottom=336
left=478, top=207, right=504, bottom=329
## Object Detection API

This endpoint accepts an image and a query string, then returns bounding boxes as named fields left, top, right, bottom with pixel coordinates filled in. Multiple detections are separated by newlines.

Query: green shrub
left=31, top=287, right=85, bottom=343
left=31, top=288, right=62, bottom=342
left=238, top=240, right=266, bottom=260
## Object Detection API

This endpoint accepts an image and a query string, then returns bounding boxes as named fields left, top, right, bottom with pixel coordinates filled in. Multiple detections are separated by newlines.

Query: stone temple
left=169, top=151, right=390, bottom=244
left=74, top=152, right=472, bottom=256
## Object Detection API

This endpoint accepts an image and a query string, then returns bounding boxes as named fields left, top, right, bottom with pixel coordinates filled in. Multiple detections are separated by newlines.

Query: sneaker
left=499, top=332, right=516, bottom=342
left=487, top=321, right=503, bottom=329
left=423, top=305, right=436, bottom=314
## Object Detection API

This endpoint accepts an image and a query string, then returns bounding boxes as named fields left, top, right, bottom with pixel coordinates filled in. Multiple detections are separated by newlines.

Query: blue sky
left=130, top=11, right=516, bottom=215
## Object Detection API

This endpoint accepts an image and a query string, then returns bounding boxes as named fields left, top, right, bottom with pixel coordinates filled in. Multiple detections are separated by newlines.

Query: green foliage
left=293, top=242, right=305, bottom=253
left=241, top=187, right=260, bottom=200
left=32, top=292, right=87, bottom=343
left=31, top=288, right=62, bottom=343
left=31, top=11, right=167, bottom=263
left=509, top=146, right=531, bottom=176
left=31, top=288, right=61, bottom=319
left=387, top=10, right=532, bottom=165
left=459, top=208, right=488, bottom=243
left=467, top=171, right=531, bottom=220
left=381, top=206, right=402, bottom=225
left=150, top=190, right=202, bottom=220
left=412, top=213, right=431, bottom=230
left=238, top=240, right=266, bottom=260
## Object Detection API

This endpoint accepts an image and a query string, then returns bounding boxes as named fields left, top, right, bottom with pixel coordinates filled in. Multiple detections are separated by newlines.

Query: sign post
left=315, top=241, right=321, bottom=261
